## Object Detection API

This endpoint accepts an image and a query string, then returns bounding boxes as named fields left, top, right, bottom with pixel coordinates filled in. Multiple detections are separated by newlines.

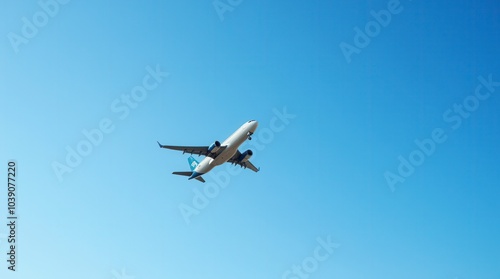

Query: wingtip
left=157, top=141, right=162, bottom=148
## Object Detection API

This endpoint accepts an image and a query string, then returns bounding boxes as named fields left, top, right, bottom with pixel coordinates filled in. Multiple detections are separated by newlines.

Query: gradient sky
left=1, top=0, right=500, bottom=278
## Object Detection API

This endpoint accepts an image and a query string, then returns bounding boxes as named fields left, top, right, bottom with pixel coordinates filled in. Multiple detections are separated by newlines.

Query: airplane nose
left=252, top=121, right=259, bottom=130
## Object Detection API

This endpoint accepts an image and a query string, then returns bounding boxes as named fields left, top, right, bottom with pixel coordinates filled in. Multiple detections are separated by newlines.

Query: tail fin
left=188, top=156, right=199, bottom=171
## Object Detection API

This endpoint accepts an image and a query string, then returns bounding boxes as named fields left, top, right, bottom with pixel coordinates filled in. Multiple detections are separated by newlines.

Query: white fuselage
left=194, top=120, right=258, bottom=175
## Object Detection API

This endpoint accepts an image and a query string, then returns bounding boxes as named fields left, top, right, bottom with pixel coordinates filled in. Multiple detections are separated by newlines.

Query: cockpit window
left=247, top=120, right=255, bottom=123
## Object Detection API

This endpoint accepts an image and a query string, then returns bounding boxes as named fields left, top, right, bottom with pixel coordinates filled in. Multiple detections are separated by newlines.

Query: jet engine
left=208, top=141, right=221, bottom=153
left=238, top=150, right=253, bottom=163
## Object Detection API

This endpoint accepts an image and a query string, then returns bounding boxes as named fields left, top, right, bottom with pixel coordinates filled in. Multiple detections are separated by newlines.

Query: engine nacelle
left=238, top=149, right=253, bottom=163
left=208, top=141, right=221, bottom=153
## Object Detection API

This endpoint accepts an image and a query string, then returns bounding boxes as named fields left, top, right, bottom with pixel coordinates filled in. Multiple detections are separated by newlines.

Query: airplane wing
left=157, top=141, right=226, bottom=158
left=227, top=150, right=260, bottom=172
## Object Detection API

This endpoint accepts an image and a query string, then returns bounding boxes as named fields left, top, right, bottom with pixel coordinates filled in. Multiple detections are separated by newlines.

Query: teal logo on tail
left=188, top=156, right=199, bottom=171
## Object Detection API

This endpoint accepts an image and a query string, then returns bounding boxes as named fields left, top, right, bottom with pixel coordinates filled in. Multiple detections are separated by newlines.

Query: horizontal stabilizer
left=172, top=171, right=205, bottom=183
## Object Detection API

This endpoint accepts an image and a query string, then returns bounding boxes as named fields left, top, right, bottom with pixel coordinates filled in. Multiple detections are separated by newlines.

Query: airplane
left=157, top=120, right=260, bottom=183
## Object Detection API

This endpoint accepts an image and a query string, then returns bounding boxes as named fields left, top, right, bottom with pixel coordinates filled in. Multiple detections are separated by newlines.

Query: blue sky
left=1, top=0, right=499, bottom=278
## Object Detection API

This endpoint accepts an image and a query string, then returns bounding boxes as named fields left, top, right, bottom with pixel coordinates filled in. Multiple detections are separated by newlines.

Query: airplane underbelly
left=212, top=148, right=236, bottom=165
left=196, top=158, right=214, bottom=172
